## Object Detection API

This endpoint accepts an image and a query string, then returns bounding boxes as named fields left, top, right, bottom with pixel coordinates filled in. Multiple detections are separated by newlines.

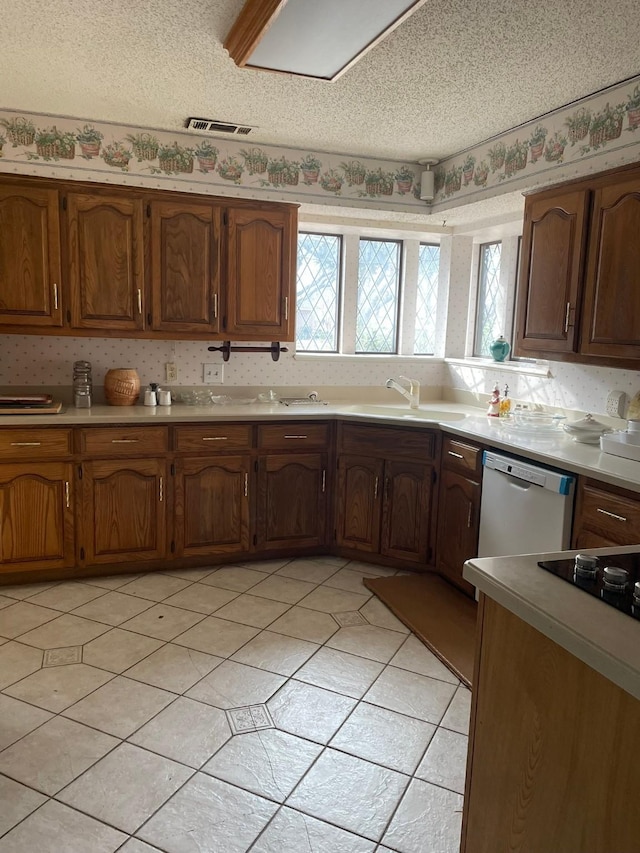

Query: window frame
left=295, top=230, right=344, bottom=354
left=355, top=236, right=403, bottom=355
left=473, top=240, right=503, bottom=358
left=413, top=241, right=441, bottom=356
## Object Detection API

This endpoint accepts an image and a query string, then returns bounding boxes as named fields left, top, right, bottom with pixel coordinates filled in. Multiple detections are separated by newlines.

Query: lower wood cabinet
left=0, top=462, right=75, bottom=571
left=336, top=455, right=383, bottom=554
left=572, top=477, right=640, bottom=549
left=174, top=455, right=251, bottom=557
left=256, top=452, right=328, bottom=551
left=81, top=458, right=168, bottom=565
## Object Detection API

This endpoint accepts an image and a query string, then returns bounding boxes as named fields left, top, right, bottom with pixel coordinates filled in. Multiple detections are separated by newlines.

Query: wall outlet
left=203, top=363, right=224, bottom=384
left=606, top=390, right=627, bottom=418
left=165, top=362, right=178, bottom=383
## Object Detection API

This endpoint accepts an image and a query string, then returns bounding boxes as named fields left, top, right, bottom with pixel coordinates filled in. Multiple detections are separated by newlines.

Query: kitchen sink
left=342, top=405, right=467, bottom=422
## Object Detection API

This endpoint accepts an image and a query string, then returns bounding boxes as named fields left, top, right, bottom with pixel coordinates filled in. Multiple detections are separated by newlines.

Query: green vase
left=489, top=336, right=510, bottom=362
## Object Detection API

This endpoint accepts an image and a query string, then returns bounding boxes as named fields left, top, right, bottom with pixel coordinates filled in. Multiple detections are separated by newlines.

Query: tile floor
left=0, top=557, right=471, bottom=853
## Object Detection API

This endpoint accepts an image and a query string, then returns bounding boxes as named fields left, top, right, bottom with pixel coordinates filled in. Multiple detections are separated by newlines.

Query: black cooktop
left=538, top=553, right=640, bottom=620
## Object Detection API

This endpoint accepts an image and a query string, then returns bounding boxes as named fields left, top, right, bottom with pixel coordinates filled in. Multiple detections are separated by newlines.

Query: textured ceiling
left=3, top=0, right=640, bottom=165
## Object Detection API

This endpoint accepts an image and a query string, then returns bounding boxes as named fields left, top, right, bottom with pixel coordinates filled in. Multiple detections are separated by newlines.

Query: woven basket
left=8, top=129, right=35, bottom=146
left=346, top=172, right=365, bottom=185
left=103, top=153, right=130, bottom=168
left=57, top=145, right=75, bottom=160
left=246, top=157, right=267, bottom=175
left=159, top=156, right=193, bottom=174
left=134, top=144, right=158, bottom=161
left=283, top=172, right=299, bottom=186
left=104, top=368, right=140, bottom=406
left=268, top=171, right=286, bottom=185
left=365, top=181, right=393, bottom=196
left=36, top=142, right=56, bottom=158
left=568, top=125, right=589, bottom=144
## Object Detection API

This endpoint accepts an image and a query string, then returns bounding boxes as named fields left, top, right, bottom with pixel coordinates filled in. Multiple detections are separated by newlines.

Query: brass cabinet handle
left=10, top=441, right=41, bottom=446
left=202, top=436, right=227, bottom=441
left=322, top=470, right=326, bottom=493
left=137, top=288, right=143, bottom=315
left=159, top=476, right=164, bottom=502
left=596, top=507, right=627, bottom=523
left=448, top=451, right=464, bottom=459
left=244, top=472, right=248, bottom=497
left=284, top=435, right=307, bottom=439
left=65, top=481, right=70, bottom=509
left=111, top=439, right=139, bottom=443
left=53, top=283, right=59, bottom=310
left=213, top=292, right=218, bottom=319
left=284, top=296, right=289, bottom=321
left=374, top=476, right=379, bottom=499
left=564, top=301, right=572, bottom=332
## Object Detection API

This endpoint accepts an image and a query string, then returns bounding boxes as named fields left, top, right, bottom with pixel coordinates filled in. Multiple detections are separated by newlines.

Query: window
left=414, top=243, right=440, bottom=355
left=355, top=238, right=401, bottom=354
left=474, top=241, right=503, bottom=357
left=295, top=232, right=341, bottom=352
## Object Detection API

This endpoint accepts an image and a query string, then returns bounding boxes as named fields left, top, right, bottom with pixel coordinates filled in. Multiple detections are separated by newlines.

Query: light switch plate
left=203, top=363, right=224, bottom=384
left=606, top=390, right=627, bottom=418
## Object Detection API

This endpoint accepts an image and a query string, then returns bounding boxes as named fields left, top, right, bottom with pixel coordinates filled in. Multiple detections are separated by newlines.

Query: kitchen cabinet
left=256, top=423, right=329, bottom=551
left=335, top=423, right=438, bottom=567
left=225, top=205, right=296, bottom=340
left=173, top=424, right=252, bottom=558
left=0, top=183, right=63, bottom=327
left=572, top=477, right=640, bottom=549
left=514, top=162, right=640, bottom=366
left=66, top=191, right=146, bottom=331
left=462, top=595, right=640, bottom=853
left=150, top=199, right=221, bottom=335
left=436, top=437, right=483, bottom=596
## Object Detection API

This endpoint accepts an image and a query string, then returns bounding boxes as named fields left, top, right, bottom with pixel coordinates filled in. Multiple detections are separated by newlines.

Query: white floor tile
left=251, top=807, right=376, bottom=853
left=118, top=840, right=163, bottom=853
left=415, top=728, right=468, bottom=794
left=71, top=591, right=154, bottom=626
left=212, top=593, right=290, bottom=628
left=162, top=582, right=239, bottom=614
left=203, top=728, right=321, bottom=801
left=298, top=586, right=371, bottom=613
left=440, top=686, right=472, bottom=735
left=267, top=679, right=356, bottom=744
left=82, top=628, right=164, bottom=673
left=0, top=800, right=127, bottom=853
left=200, top=566, right=270, bottom=592
left=130, top=696, right=231, bottom=768
left=231, top=630, right=318, bottom=676
left=268, top=605, right=340, bottom=644
left=389, top=635, right=460, bottom=684
left=119, top=603, right=205, bottom=640
left=26, top=581, right=106, bottom=612
left=331, top=702, right=436, bottom=774
left=0, top=595, right=14, bottom=609
left=62, top=676, right=175, bottom=738
left=326, top=624, right=406, bottom=663
left=323, top=567, right=381, bottom=594
left=0, top=774, right=47, bottom=836
left=4, top=663, right=114, bottom=712
left=0, top=716, right=118, bottom=795
left=296, top=647, right=384, bottom=699
left=124, top=643, right=222, bottom=694
left=0, top=641, right=43, bottom=689
left=364, top=666, right=456, bottom=724
left=276, top=556, right=346, bottom=583
left=173, top=615, right=259, bottom=657
left=79, top=574, right=141, bottom=590
left=250, top=575, right=316, bottom=604
left=287, top=749, right=409, bottom=842
left=0, top=694, right=52, bottom=750
left=0, top=601, right=59, bottom=639
left=138, top=772, right=277, bottom=853
left=16, top=613, right=110, bottom=650
left=382, top=778, right=463, bottom=853
left=186, top=659, right=285, bottom=709
left=116, top=573, right=193, bottom=602
left=58, top=743, right=192, bottom=834
left=359, top=598, right=410, bottom=633
left=0, top=581, right=60, bottom=601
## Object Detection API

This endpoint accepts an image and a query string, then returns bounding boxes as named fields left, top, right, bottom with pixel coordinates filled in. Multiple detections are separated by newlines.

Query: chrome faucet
left=385, top=376, right=420, bottom=409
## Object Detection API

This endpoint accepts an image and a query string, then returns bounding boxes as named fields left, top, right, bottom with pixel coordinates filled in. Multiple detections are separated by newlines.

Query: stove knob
left=633, top=581, right=640, bottom=605
left=602, top=566, right=629, bottom=591
left=575, top=553, right=598, bottom=570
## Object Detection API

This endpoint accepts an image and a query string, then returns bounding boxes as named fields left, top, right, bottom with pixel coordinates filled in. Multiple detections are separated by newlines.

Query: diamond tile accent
left=226, top=704, right=274, bottom=734
left=43, top=645, right=82, bottom=667
left=332, top=611, right=367, bottom=627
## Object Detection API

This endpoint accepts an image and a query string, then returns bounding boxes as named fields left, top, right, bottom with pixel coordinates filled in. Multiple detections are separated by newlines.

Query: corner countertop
left=464, top=546, right=640, bottom=701
left=2, top=398, right=640, bottom=493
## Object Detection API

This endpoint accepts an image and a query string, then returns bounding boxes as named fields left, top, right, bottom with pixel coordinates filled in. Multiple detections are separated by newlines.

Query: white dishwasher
left=477, top=451, right=575, bottom=557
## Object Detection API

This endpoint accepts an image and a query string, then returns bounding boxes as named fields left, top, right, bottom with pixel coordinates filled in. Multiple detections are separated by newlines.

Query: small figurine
left=487, top=383, right=501, bottom=417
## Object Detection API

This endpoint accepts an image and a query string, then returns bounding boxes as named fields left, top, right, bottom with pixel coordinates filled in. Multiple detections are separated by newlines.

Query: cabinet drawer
left=0, top=428, right=72, bottom=459
left=258, top=423, right=329, bottom=449
left=339, top=423, right=436, bottom=460
left=579, top=482, right=640, bottom=544
left=442, top=437, right=482, bottom=476
left=174, top=424, right=252, bottom=452
left=79, top=426, right=169, bottom=456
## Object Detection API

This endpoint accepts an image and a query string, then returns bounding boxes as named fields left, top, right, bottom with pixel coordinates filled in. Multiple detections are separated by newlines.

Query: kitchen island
left=462, top=547, right=640, bottom=853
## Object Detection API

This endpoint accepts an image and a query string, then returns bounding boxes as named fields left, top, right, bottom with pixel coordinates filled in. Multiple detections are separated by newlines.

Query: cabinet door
left=175, top=455, right=250, bottom=557
left=82, top=458, right=166, bottom=564
left=380, top=459, right=433, bottom=565
left=581, top=174, right=640, bottom=359
left=225, top=206, right=296, bottom=339
left=67, top=193, right=145, bottom=330
left=0, top=185, right=63, bottom=327
left=0, top=462, right=74, bottom=571
left=335, top=455, right=383, bottom=553
left=150, top=200, right=221, bottom=334
left=515, top=190, right=589, bottom=356
left=256, top=453, right=327, bottom=550
left=436, top=468, right=480, bottom=595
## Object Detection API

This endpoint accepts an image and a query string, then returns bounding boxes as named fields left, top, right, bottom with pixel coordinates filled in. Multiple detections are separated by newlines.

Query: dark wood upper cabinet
left=0, top=185, right=63, bottom=326
left=67, top=192, right=145, bottom=331
left=580, top=173, right=640, bottom=359
left=150, top=200, right=221, bottom=334
left=515, top=189, right=589, bottom=355
left=225, top=206, right=296, bottom=340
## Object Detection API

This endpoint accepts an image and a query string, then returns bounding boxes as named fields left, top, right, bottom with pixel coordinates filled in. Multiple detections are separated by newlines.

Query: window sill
left=294, top=353, right=445, bottom=362
left=445, top=357, right=551, bottom=378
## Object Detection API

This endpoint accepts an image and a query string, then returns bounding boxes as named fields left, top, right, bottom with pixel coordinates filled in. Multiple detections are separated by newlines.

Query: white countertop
left=464, top=546, right=640, bottom=701
left=4, top=399, right=640, bottom=494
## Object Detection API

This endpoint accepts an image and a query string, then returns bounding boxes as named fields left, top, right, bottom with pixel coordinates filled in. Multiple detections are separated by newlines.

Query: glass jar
left=73, top=360, right=92, bottom=408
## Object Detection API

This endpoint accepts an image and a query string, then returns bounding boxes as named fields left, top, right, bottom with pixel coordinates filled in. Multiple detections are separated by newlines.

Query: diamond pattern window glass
left=414, top=243, right=440, bottom=354
left=296, top=232, right=341, bottom=352
left=474, top=241, right=503, bottom=357
left=355, top=239, right=401, bottom=354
